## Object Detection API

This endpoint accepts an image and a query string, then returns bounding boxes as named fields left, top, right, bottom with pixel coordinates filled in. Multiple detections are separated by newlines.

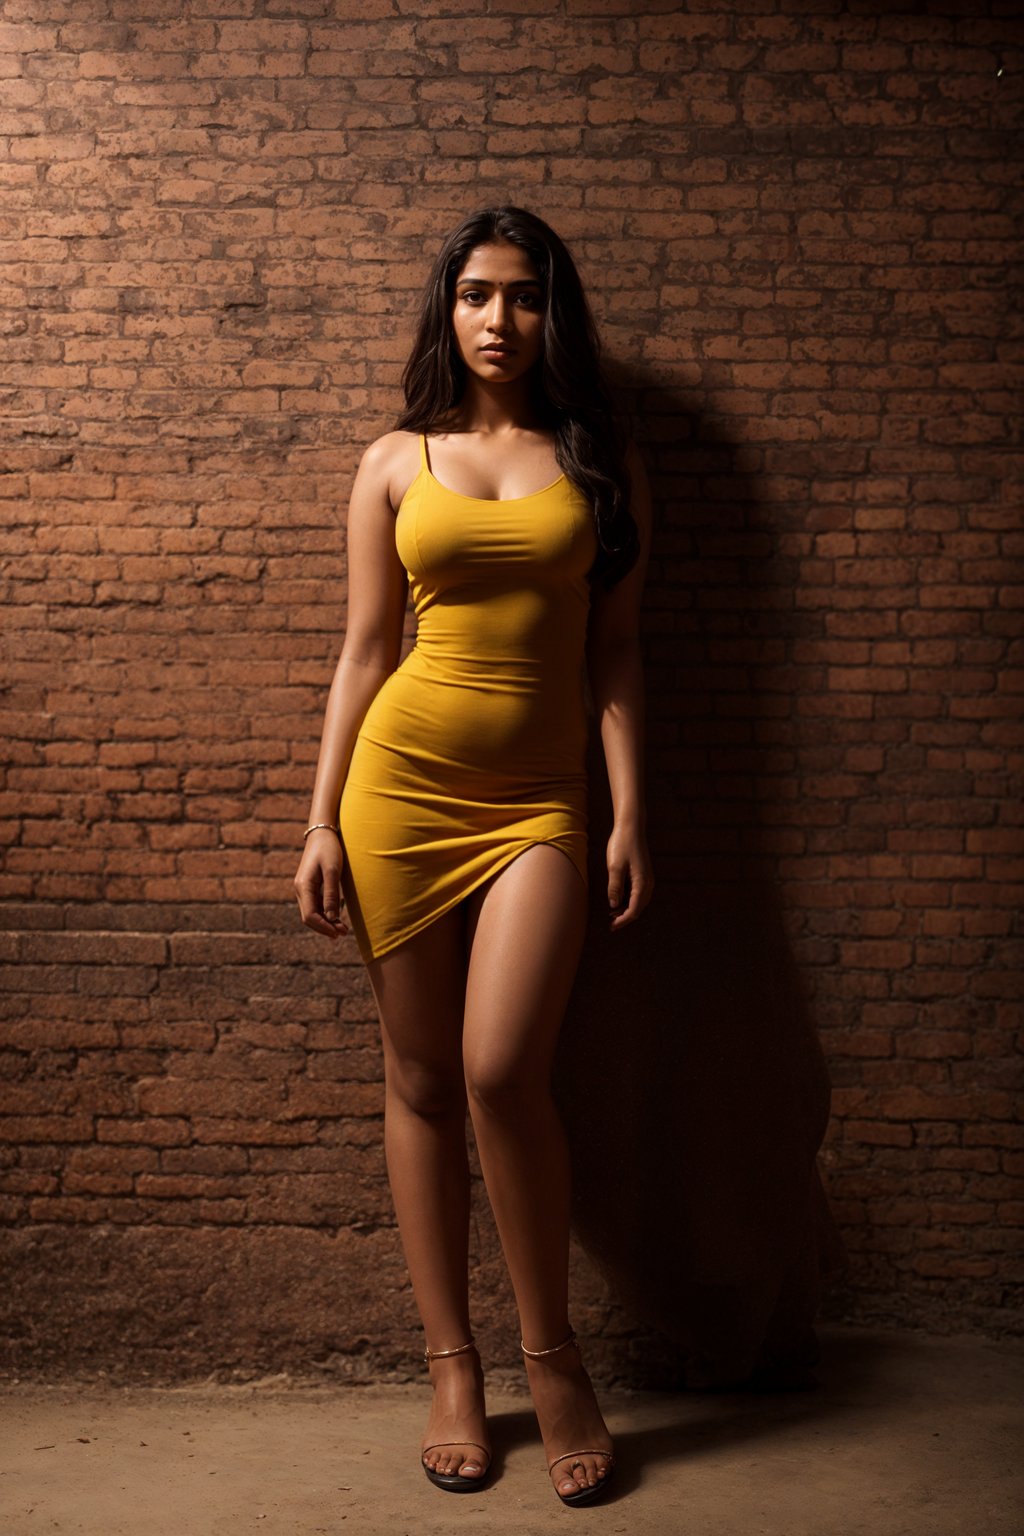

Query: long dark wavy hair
left=393, top=205, right=640, bottom=591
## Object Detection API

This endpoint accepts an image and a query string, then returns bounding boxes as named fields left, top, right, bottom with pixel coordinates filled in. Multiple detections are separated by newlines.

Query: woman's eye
left=460, top=291, right=540, bottom=306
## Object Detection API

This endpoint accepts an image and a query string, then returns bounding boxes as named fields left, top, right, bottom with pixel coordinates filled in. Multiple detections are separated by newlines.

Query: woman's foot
left=522, top=1332, right=614, bottom=1500
left=421, top=1343, right=492, bottom=1481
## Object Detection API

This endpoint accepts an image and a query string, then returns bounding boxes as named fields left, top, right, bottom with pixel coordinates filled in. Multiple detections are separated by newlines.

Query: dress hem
left=357, top=835, right=588, bottom=963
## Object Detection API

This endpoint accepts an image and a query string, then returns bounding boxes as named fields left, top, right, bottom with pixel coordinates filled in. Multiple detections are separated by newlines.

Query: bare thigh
left=364, top=905, right=469, bottom=1113
left=462, top=844, right=589, bottom=1099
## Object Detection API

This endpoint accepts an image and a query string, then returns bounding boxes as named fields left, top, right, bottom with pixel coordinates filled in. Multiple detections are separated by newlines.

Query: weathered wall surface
left=2, top=3, right=1021, bottom=1379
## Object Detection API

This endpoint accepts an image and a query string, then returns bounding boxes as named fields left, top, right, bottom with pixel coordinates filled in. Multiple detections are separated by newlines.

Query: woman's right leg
left=364, top=905, right=490, bottom=1480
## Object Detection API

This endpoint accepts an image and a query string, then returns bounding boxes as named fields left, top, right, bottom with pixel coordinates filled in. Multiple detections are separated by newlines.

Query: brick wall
left=2, top=4, right=1021, bottom=1379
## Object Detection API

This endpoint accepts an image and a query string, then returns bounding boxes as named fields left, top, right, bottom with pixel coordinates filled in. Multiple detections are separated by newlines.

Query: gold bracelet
left=303, top=823, right=340, bottom=842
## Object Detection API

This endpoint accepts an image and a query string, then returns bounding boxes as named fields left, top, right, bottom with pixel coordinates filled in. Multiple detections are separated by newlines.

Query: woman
left=294, top=205, right=653, bottom=1507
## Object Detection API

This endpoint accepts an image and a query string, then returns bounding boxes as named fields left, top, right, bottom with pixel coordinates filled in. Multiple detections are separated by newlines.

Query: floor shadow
left=485, top=1330, right=901, bottom=1491
left=556, top=376, right=850, bottom=1391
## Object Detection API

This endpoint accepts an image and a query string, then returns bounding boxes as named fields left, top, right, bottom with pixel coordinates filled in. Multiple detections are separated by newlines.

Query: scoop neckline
left=421, top=463, right=567, bottom=504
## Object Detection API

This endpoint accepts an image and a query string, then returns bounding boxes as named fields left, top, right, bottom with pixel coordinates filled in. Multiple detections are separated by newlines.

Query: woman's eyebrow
left=455, top=277, right=542, bottom=287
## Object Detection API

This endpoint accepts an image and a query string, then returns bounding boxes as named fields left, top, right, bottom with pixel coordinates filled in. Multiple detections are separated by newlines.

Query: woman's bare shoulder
left=355, top=430, right=422, bottom=511
left=358, top=429, right=420, bottom=473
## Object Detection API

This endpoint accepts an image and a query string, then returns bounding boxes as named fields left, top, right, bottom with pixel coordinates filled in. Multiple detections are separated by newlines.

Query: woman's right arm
left=293, top=436, right=409, bottom=941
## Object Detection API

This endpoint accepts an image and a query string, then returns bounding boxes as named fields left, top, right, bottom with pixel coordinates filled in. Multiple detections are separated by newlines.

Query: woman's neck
left=443, top=376, right=546, bottom=436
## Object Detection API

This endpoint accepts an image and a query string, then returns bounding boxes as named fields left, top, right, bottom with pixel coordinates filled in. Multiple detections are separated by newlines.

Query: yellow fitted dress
left=337, top=432, right=598, bottom=964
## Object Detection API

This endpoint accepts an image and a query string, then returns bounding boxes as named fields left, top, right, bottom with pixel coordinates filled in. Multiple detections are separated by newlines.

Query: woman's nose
left=485, top=297, right=511, bottom=329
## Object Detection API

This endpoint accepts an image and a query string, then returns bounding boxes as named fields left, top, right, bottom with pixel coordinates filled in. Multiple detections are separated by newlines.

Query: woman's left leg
left=462, top=842, right=614, bottom=1499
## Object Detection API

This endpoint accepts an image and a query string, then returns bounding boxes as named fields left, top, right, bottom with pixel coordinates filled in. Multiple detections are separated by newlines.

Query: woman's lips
left=480, top=347, right=515, bottom=358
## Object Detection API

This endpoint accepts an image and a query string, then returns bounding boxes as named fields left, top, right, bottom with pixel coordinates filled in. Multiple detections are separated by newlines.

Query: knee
left=385, top=1060, right=466, bottom=1119
left=465, top=1062, right=544, bottom=1118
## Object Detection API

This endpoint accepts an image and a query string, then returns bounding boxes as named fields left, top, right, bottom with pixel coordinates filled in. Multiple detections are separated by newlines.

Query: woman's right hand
left=294, top=829, right=349, bottom=942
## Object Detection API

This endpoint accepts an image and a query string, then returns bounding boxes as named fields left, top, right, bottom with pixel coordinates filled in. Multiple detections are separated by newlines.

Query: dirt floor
left=1, top=1324, right=1021, bottom=1536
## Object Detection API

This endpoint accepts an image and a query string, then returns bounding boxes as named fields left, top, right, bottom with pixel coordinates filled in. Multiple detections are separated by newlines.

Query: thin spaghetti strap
left=419, top=432, right=430, bottom=474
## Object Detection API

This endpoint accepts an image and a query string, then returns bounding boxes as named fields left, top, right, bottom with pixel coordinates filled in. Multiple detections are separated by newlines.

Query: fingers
left=294, top=862, right=350, bottom=942
left=607, top=869, right=625, bottom=913
left=321, top=866, right=344, bottom=928
left=297, top=894, right=349, bottom=941
left=607, top=866, right=653, bottom=930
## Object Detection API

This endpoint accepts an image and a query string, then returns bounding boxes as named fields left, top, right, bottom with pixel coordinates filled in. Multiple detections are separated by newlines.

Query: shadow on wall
left=556, top=389, right=850, bottom=1391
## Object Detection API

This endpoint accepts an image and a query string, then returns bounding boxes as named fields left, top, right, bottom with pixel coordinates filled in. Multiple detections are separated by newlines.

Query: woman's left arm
left=586, top=439, right=655, bottom=932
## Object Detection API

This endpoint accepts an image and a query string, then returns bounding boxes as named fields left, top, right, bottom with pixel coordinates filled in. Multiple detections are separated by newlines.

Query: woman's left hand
left=606, top=820, right=654, bottom=931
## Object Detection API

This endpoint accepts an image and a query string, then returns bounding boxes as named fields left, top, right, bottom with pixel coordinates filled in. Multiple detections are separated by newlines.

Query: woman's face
left=450, top=240, right=545, bottom=386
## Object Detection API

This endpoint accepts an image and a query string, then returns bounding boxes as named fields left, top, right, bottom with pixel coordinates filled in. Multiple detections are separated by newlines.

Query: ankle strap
left=424, top=1335, right=476, bottom=1364
left=521, top=1327, right=577, bottom=1358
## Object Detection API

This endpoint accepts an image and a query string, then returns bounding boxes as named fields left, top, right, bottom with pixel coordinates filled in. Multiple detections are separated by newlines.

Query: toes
left=556, top=1465, right=587, bottom=1494
left=554, top=1455, right=607, bottom=1494
left=458, top=1449, right=489, bottom=1478
left=425, top=1447, right=488, bottom=1478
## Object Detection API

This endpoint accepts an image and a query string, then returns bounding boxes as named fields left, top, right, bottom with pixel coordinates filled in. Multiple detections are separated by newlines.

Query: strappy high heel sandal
left=521, top=1327, right=615, bottom=1506
left=421, top=1337, right=493, bottom=1493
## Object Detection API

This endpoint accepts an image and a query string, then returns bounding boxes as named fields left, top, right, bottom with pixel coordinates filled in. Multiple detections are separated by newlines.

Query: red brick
left=0, top=1116, right=94, bottom=1144
left=96, top=1118, right=191, bottom=1146
left=912, top=1256, right=998, bottom=1279
left=842, top=1121, right=914, bottom=1147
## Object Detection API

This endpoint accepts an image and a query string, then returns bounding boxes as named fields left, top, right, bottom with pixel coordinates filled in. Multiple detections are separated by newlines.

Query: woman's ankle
left=520, top=1324, right=576, bottom=1359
